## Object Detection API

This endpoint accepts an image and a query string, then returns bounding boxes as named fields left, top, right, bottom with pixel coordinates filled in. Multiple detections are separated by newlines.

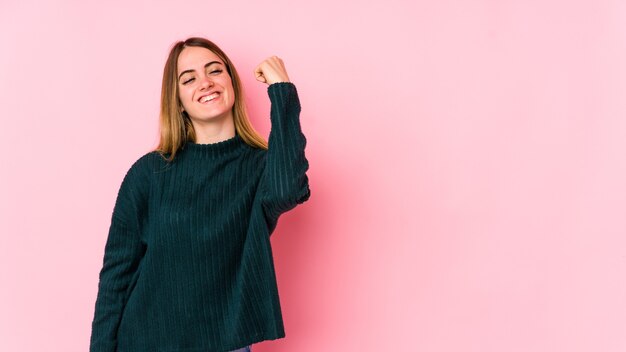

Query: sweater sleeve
left=260, top=82, right=311, bottom=228
left=90, top=158, right=149, bottom=352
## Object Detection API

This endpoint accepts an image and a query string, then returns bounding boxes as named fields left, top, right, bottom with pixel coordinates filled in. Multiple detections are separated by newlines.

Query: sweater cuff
left=268, top=81, right=295, bottom=91
left=267, top=82, right=300, bottom=111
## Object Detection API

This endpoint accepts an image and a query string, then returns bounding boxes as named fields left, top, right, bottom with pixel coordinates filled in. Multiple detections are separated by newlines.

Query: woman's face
left=177, top=46, right=235, bottom=124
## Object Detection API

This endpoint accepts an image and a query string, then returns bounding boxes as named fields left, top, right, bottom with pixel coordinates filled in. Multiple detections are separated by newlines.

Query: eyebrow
left=178, top=61, right=223, bottom=80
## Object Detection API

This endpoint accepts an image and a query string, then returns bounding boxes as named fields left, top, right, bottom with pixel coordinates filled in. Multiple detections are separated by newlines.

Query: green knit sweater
left=90, top=82, right=311, bottom=352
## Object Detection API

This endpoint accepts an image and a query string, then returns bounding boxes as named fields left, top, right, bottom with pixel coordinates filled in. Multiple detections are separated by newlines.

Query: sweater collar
left=181, top=132, right=246, bottom=158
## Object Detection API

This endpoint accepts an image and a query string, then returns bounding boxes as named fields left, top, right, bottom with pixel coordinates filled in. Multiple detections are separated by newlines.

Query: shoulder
left=127, top=151, right=157, bottom=171
left=242, top=142, right=268, bottom=162
left=122, top=150, right=170, bottom=183
left=137, top=150, right=167, bottom=166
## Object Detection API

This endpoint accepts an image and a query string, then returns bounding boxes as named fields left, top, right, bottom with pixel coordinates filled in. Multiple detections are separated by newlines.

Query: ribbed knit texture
left=90, top=82, right=311, bottom=352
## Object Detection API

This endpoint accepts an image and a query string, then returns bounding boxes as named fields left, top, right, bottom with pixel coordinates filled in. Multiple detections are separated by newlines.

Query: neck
left=190, top=113, right=236, bottom=144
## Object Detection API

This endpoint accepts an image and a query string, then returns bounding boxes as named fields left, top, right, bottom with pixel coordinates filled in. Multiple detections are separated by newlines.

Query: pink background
left=1, top=0, right=625, bottom=351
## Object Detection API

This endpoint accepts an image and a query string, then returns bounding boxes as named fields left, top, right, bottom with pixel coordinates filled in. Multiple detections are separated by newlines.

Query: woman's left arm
left=255, top=57, right=311, bottom=222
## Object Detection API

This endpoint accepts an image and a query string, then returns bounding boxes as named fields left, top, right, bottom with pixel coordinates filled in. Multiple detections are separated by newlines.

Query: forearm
left=261, top=82, right=311, bottom=219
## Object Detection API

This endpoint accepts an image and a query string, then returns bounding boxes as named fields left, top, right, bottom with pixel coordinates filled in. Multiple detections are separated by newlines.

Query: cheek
left=228, top=90, right=236, bottom=108
left=225, top=82, right=236, bottom=103
left=178, top=88, right=193, bottom=107
left=179, top=87, right=191, bottom=101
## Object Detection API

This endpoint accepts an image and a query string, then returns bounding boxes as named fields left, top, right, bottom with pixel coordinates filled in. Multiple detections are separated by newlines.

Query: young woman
left=89, top=37, right=311, bottom=352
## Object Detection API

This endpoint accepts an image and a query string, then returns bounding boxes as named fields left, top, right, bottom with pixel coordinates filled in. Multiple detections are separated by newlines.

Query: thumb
left=254, top=66, right=267, bottom=83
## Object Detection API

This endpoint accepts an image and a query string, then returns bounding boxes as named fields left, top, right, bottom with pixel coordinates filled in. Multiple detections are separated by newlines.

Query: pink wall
left=1, top=0, right=625, bottom=351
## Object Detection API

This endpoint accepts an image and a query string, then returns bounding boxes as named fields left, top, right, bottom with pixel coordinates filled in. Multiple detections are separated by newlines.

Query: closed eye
left=181, top=70, right=222, bottom=85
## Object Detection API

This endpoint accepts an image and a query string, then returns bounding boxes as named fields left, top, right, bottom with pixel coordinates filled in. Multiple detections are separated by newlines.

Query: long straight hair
left=155, top=37, right=268, bottom=162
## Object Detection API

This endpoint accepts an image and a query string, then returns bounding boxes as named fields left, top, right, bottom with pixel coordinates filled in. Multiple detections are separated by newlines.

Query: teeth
left=201, top=93, right=219, bottom=103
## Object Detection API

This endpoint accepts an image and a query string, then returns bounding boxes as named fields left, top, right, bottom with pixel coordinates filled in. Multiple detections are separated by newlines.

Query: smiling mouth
left=199, top=92, right=220, bottom=103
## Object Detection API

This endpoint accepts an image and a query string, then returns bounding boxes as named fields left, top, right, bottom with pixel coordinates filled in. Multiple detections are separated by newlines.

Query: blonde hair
left=155, top=37, right=268, bottom=162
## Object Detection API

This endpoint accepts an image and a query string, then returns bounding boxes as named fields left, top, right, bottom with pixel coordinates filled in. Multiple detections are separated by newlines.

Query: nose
left=199, top=75, right=214, bottom=90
